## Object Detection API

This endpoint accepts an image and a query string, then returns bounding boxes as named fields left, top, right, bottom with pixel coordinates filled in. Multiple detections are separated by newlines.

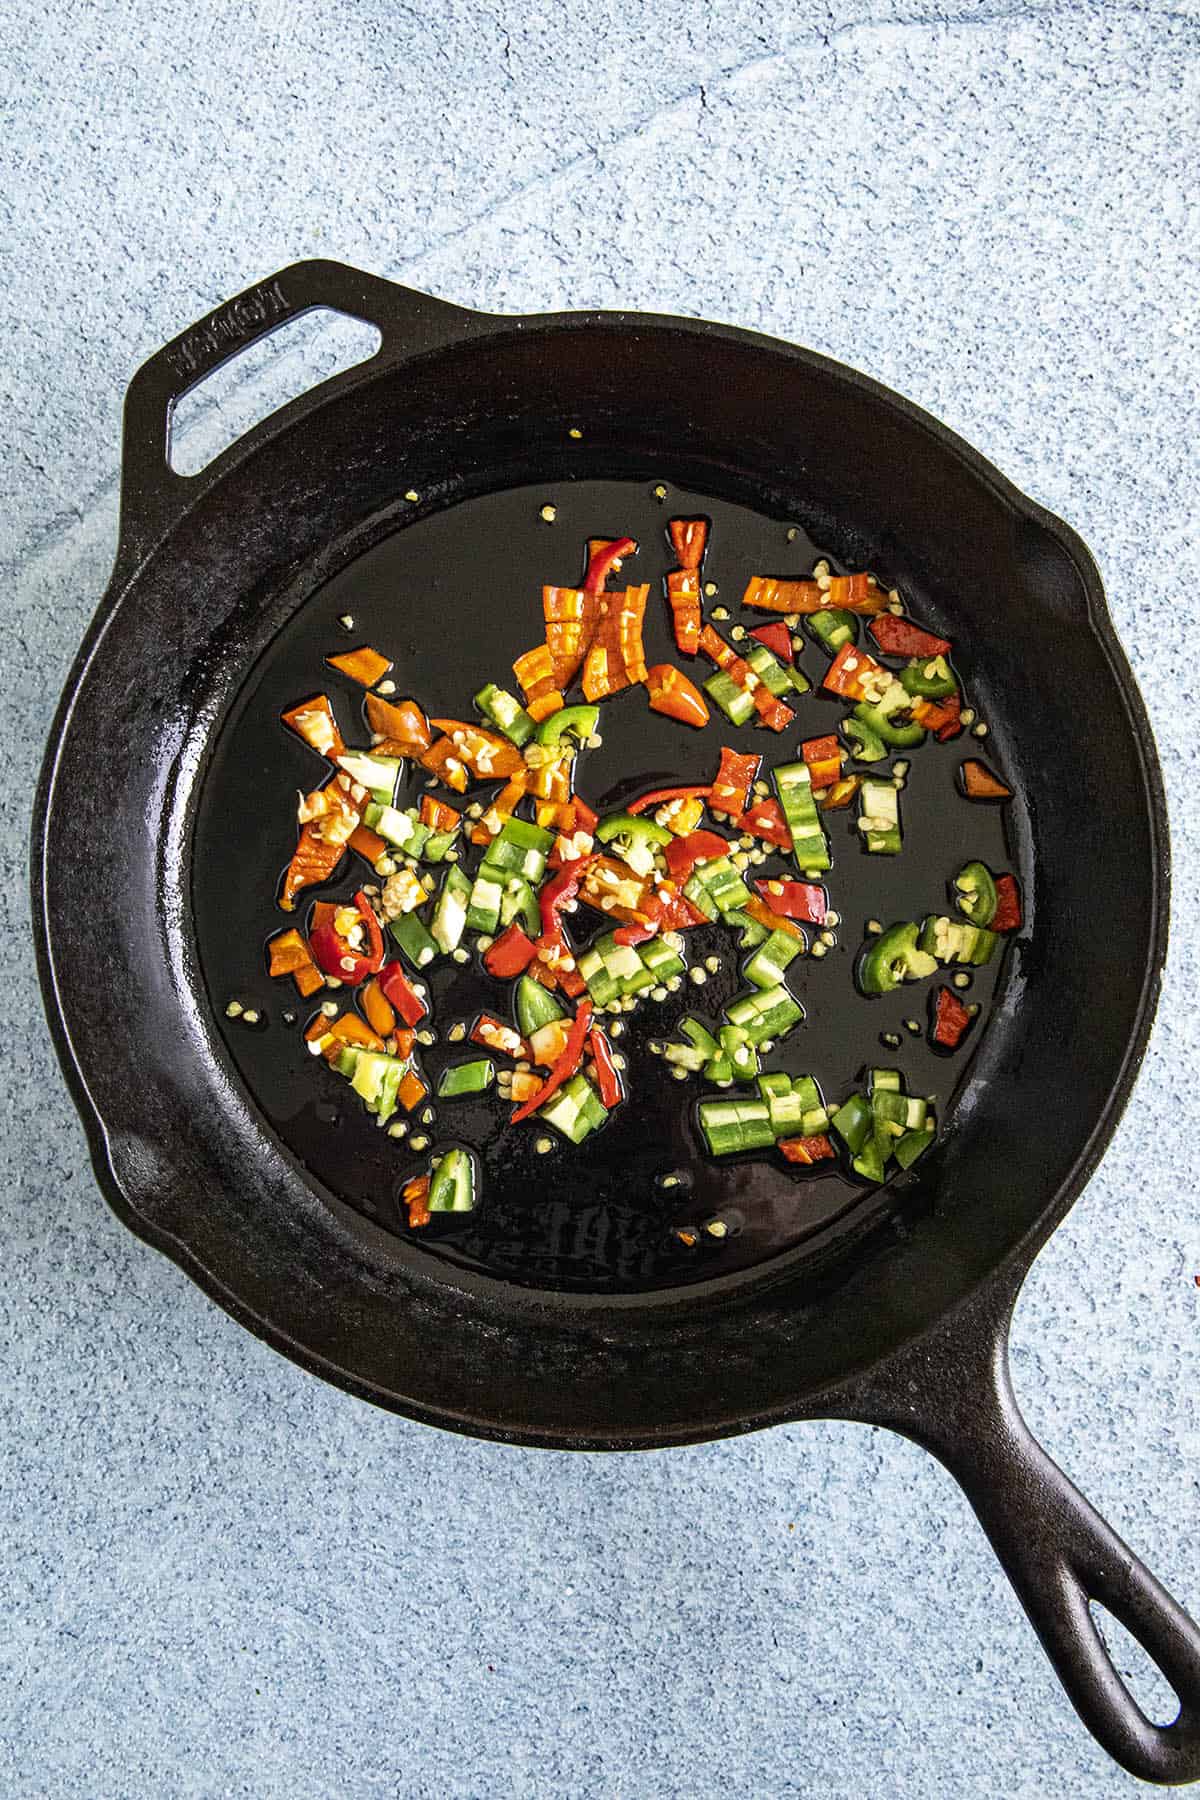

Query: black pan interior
left=39, top=313, right=1163, bottom=1441
left=194, top=477, right=1013, bottom=1294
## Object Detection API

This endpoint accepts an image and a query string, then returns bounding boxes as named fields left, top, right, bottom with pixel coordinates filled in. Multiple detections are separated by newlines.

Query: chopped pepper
left=582, top=584, right=650, bottom=700
left=742, top=572, right=886, bottom=615
left=511, top=999, right=593, bottom=1123
left=484, top=922, right=539, bottom=979
left=364, top=691, right=431, bottom=754
left=665, top=568, right=702, bottom=657
left=417, top=736, right=470, bottom=793
left=800, top=734, right=844, bottom=791
left=868, top=616, right=951, bottom=658
left=628, top=785, right=711, bottom=817
left=645, top=663, right=709, bottom=729
left=402, top=1174, right=432, bottom=1229
left=267, top=927, right=324, bottom=998
left=711, top=746, right=761, bottom=819
left=960, top=759, right=1011, bottom=801
left=584, top=535, right=638, bottom=593
left=308, top=891, right=383, bottom=984
left=663, top=830, right=731, bottom=884
left=587, top=1025, right=623, bottom=1108
left=735, top=798, right=792, bottom=849
left=818, top=774, right=863, bottom=811
left=754, top=878, right=827, bottom=924
left=930, top=985, right=974, bottom=1051
left=282, top=694, right=346, bottom=760
left=750, top=621, right=792, bottom=662
left=378, top=960, right=429, bottom=1027
left=991, top=874, right=1022, bottom=933
left=778, top=1133, right=836, bottom=1165
left=361, top=977, right=397, bottom=1039
left=667, top=517, right=707, bottom=570
left=821, top=642, right=887, bottom=702
left=326, top=645, right=393, bottom=688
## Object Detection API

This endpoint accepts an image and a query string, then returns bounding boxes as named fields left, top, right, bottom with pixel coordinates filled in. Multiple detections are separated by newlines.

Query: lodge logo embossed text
left=169, top=280, right=290, bottom=378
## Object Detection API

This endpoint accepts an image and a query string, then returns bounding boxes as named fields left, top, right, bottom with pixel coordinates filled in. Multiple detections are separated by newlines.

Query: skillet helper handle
left=860, top=1289, right=1200, bottom=1784
left=117, top=258, right=485, bottom=562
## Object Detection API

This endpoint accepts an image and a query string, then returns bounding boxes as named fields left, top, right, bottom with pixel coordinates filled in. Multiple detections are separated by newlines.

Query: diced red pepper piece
left=821, top=642, right=885, bottom=701
left=282, top=693, right=346, bottom=761
left=931, top=984, right=974, bottom=1051
left=326, top=645, right=393, bottom=688
left=663, top=829, right=733, bottom=884
left=419, top=795, right=461, bottom=833
left=645, top=663, right=709, bottom=729
left=654, top=886, right=710, bottom=931
left=742, top=895, right=803, bottom=941
left=753, top=878, right=827, bottom=924
left=735, top=798, right=792, bottom=850
left=511, top=1000, right=593, bottom=1123
left=582, top=583, right=651, bottom=700
left=555, top=963, right=588, bottom=999
left=959, top=759, right=1012, bottom=801
left=991, top=874, right=1022, bottom=933
left=778, top=1133, right=836, bottom=1165
left=364, top=692, right=431, bottom=754
left=378, top=961, right=429, bottom=1027
left=742, top=573, right=887, bottom=616
left=571, top=796, right=598, bottom=836
left=665, top=568, right=702, bottom=658
left=711, top=746, right=761, bottom=818
left=471, top=1014, right=528, bottom=1060
left=752, top=688, right=795, bottom=733
left=868, top=615, right=952, bottom=659
left=308, top=890, right=384, bottom=986
left=587, top=1025, right=623, bottom=1108
left=402, top=1174, right=432, bottom=1229
left=583, top=536, right=637, bottom=594
left=668, top=517, right=708, bottom=571
left=800, top=734, right=844, bottom=791
left=932, top=695, right=964, bottom=742
left=627, top=785, right=711, bottom=817
left=750, top=621, right=793, bottom=662
left=538, top=858, right=590, bottom=943
left=483, top=923, right=539, bottom=979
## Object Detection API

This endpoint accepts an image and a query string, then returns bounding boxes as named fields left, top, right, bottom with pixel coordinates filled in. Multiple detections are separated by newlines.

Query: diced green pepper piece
left=540, top=1073, right=604, bottom=1143
left=869, top=1068, right=904, bottom=1093
left=703, top=1053, right=734, bottom=1085
left=337, top=752, right=403, bottom=803
left=704, top=670, right=756, bottom=726
left=428, top=1146, right=476, bottom=1212
left=663, top=1039, right=708, bottom=1073
left=853, top=700, right=925, bottom=751
left=698, top=856, right=754, bottom=919
left=639, top=937, right=685, bottom=983
left=805, top=609, right=858, bottom=655
left=894, top=1123, right=936, bottom=1169
left=465, top=868, right=504, bottom=935
left=718, top=1025, right=759, bottom=1083
left=857, top=922, right=936, bottom=994
left=680, top=1017, right=720, bottom=1059
left=536, top=704, right=600, bottom=745
left=744, top=640, right=795, bottom=698
left=389, top=910, right=441, bottom=970
left=577, top=947, right=619, bottom=1007
left=682, top=873, right=718, bottom=920
left=429, top=865, right=471, bottom=954
left=697, top=1097, right=775, bottom=1156
left=474, top=682, right=536, bottom=746
left=900, top=656, right=957, bottom=700
left=953, top=862, right=999, bottom=927
left=851, top=1137, right=887, bottom=1183
left=364, top=803, right=430, bottom=855
left=498, top=876, right=541, bottom=935
left=594, top=811, right=672, bottom=878
left=919, top=915, right=999, bottom=967
left=831, top=1092, right=872, bottom=1154
left=772, top=762, right=831, bottom=873
left=421, top=829, right=458, bottom=864
left=721, top=907, right=769, bottom=949
left=857, top=779, right=902, bottom=856
left=516, top=974, right=566, bottom=1039
left=840, top=714, right=887, bottom=763
left=437, top=1058, right=495, bottom=1098
left=744, top=927, right=802, bottom=990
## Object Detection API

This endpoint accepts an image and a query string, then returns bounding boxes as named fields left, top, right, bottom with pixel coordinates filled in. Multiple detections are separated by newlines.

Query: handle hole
left=168, top=308, right=382, bottom=476
left=1090, top=1601, right=1182, bottom=1727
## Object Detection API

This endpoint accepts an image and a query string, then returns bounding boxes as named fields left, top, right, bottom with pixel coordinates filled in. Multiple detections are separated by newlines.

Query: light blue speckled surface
left=3, top=3, right=1199, bottom=1794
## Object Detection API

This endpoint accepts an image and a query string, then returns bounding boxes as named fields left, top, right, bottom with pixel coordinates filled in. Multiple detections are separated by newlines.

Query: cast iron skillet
left=32, top=260, right=1200, bottom=1782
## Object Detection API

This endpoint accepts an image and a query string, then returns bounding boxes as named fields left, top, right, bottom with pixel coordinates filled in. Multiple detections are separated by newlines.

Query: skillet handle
left=117, top=258, right=488, bottom=563
left=850, top=1285, right=1200, bottom=1784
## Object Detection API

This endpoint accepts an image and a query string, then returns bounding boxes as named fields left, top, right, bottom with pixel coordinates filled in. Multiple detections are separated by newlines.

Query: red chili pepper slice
left=587, top=1025, right=623, bottom=1108
left=668, top=517, right=708, bottom=571
left=735, top=799, right=792, bottom=850
left=483, top=923, right=539, bottom=979
left=750, top=621, right=792, bottom=662
left=538, top=858, right=590, bottom=941
left=663, top=829, right=732, bottom=884
left=378, top=960, right=429, bottom=1027
left=821, top=642, right=885, bottom=700
left=931, top=984, right=974, bottom=1050
left=778, top=1133, right=836, bottom=1165
left=991, top=874, right=1022, bottom=933
left=583, top=536, right=637, bottom=594
left=868, top=615, right=951, bottom=659
left=753, top=878, right=827, bottom=924
left=800, top=734, right=844, bottom=792
left=645, top=663, right=710, bottom=729
left=511, top=1000, right=593, bottom=1123
left=571, top=795, right=599, bottom=836
left=710, top=746, right=761, bottom=818
left=308, top=891, right=384, bottom=986
left=626, top=785, right=711, bottom=816
left=932, top=695, right=964, bottom=741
